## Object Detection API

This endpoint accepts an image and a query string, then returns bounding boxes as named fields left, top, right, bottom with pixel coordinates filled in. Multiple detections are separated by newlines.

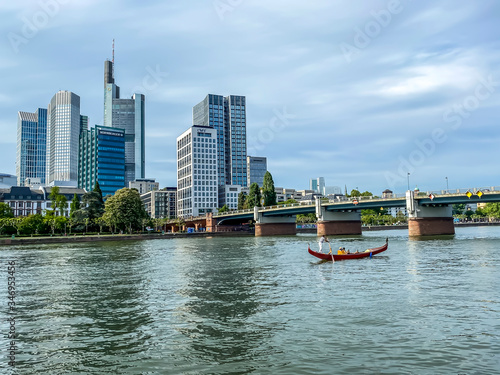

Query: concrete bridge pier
left=254, top=206, right=297, bottom=236
left=406, top=191, right=454, bottom=236
left=316, top=198, right=362, bottom=235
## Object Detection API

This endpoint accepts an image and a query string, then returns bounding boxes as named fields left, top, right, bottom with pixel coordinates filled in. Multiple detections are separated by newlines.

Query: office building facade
left=193, top=94, right=247, bottom=190
left=247, top=156, right=267, bottom=187
left=78, top=125, right=125, bottom=198
left=16, top=108, right=47, bottom=186
left=141, top=187, right=177, bottom=219
left=103, top=59, right=145, bottom=186
left=46, top=91, right=83, bottom=187
left=177, top=125, right=218, bottom=218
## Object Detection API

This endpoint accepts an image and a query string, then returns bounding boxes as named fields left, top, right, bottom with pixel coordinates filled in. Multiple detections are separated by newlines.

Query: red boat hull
left=308, top=240, right=388, bottom=261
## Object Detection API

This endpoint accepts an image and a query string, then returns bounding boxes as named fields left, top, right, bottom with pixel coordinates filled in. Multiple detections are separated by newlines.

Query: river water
left=1, top=227, right=499, bottom=374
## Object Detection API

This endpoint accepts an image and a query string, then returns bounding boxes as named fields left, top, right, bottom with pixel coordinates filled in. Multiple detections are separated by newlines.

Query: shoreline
left=1, top=222, right=498, bottom=246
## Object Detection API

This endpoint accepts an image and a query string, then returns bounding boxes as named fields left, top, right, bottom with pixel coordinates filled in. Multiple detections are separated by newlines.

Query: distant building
left=177, top=125, right=218, bottom=218
left=78, top=125, right=125, bottom=198
left=0, top=173, right=17, bottom=189
left=310, top=177, right=325, bottom=194
left=324, top=186, right=342, bottom=195
left=141, top=187, right=177, bottom=219
left=16, top=108, right=47, bottom=186
left=103, top=59, right=145, bottom=186
left=46, top=91, right=84, bottom=187
left=247, top=156, right=267, bottom=187
left=219, top=185, right=247, bottom=210
left=193, top=94, right=247, bottom=191
left=129, top=179, right=159, bottom=194
left=382, top=189, right=393, bottom=198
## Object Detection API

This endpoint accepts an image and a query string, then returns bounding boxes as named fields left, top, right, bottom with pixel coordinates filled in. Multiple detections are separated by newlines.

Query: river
left=1, top=226, right=499, bottom=374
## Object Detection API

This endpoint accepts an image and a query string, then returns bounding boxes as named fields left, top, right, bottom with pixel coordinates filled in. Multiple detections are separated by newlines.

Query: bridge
left=200, top=186, right=500, bottom=237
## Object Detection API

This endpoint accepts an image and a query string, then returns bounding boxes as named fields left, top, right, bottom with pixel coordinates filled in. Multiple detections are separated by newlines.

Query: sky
left=1, top=0, right=499, bottom=195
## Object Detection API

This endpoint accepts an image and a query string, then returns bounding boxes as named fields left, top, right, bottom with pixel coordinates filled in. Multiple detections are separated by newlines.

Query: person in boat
left=318, top=235, right=329, bottom=253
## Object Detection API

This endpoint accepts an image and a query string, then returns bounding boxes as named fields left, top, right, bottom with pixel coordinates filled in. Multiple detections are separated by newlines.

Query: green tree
left=349, top=189, right=361, bottom=197
left=238, top=191, right=247, bottom=210
left=0, top=203, right=14, bottom=218
left=218, top=204, right=229, bottom=213
left=49, top=186, right=60, bottom=211
left=246, top=183, right=262, bottom=208
left=452, top=204, right=466, bottom=215
left=70, top=194, right=81, bottom=218
left=93, top=181, right=105, bottom=205
left=262, top=171, right=277, bottom=206
left=56, top=194, right=67, bottom=217
left=103, top=188, right=148, bottom=234
left=483, top=203, right=500, bottom=219
left=48, top=186, right=68, bottom=216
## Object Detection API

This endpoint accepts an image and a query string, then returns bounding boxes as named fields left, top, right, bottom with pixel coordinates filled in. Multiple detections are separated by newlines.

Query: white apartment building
left=176, top=125, right=218, bottom=218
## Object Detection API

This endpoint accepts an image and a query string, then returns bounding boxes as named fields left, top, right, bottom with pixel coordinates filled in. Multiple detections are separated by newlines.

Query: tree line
left=0, top=183, right=150, bottom=236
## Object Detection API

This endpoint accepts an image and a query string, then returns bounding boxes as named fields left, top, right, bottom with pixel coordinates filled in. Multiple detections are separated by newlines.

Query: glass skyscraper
left=103, top=59, right=145, bottom=186
left=193, top=94, right=247, bottom=190
left=16, top=108, right=47, bottom=186
left=46, top=91, right=82, bottom=187
left=78, top=125, right=125, bottom=198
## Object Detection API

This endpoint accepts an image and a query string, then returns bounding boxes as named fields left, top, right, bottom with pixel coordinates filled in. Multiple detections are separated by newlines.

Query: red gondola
left=308, top=238, right=388, bottom=261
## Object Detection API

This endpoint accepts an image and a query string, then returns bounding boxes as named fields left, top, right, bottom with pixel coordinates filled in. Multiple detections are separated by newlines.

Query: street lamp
left=445, top=177, right=449, bottom=193
left=407, top=173, right=410, bottom=191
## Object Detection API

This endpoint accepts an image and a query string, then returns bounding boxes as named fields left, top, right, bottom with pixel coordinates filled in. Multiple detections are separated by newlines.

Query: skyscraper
left=16, top=108, right=47, bottom=186
left=78, top=125, right=125, bottom=198
left=310, top=177, right=325, bottom=195
left=193, top=94, right=247, bottom=189
left=46, top=91, right=82, bottom=187
left=103, top=58, right=145, bottom=186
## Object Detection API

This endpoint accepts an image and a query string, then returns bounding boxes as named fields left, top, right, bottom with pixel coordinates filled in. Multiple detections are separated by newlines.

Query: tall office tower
left=46, top=91, right=82, bottom=187
left=103, top=58, right=145, bottom=186
left=16, top=108, right=47, bottom=186
left=310, top=177, right=325, bottom=194
left=193, top=94, right=247, bottom=190
left=247, top=156, right=267, bottom=187
left=176, top=125, right=218, bottom=218
left=78, top=125, right=125, bottom=198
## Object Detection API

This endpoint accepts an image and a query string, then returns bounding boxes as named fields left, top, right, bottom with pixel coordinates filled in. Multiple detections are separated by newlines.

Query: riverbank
left=1, top=222, right=498, bottom=246
left=0, top=231, right=253, bottom=246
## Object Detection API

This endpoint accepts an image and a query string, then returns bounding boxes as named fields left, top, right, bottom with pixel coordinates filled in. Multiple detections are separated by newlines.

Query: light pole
left=407, top=173, right=410, bottom=191
left=445, top=177, right=449, bottom=193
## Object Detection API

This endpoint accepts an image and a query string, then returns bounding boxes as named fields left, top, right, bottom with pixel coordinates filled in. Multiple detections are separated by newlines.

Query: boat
left=308, top=238, right=388, bottom=261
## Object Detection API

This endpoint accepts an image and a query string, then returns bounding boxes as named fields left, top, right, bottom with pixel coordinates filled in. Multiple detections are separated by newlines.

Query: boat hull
left=308, top=240, right=388, bottom=261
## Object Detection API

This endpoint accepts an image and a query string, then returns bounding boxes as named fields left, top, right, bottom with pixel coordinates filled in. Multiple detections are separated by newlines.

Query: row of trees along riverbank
left=0, top=183, right=153, bottom=237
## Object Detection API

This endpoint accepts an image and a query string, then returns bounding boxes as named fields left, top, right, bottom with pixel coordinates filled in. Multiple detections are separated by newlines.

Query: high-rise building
left=247, top=156, right=267, bottom=187
left=193, top=94, right=247, bottom=190
left=310, top=177, right=325, bottom=194
left=16, top=108, right=47, bottom=186
left=78, top=125, right=125, bottom=198
left=46, top=91, right=83, bottom=187
left=176, top=125, right=218, bottom=218
left=103, top=59, right=145, bottom=186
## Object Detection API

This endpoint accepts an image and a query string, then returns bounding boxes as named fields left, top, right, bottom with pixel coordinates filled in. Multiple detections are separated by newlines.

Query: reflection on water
left=0, top=227, right=499, bottom=374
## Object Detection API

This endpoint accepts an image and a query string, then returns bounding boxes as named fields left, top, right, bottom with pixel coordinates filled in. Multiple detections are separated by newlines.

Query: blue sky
left=1, top=0, right=499, bottom=195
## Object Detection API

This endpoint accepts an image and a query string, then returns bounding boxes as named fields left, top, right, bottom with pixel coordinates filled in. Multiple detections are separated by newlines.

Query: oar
left=329, top=243, right=334, bottom=262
